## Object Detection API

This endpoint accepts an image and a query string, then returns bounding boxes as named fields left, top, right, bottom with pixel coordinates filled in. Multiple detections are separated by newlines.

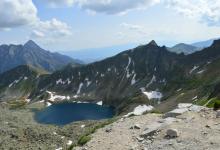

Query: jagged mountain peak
left=0, top=41, right=81, bottom=73
left=24, top=40, right=40, bottom=49
left=147, top=40, right=158, bottom=46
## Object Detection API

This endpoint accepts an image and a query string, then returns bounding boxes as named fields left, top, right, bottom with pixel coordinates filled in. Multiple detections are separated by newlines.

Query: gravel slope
left=75, top=107, right=220, bottom=150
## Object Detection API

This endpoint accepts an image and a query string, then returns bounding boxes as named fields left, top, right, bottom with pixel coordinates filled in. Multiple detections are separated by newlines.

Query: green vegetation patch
left=196, top=97, right=220, bottom=110
left=77, top=135, right=91, bottom=146
left=77, top=118, right=117, bottom=146
left=7, top=99, right=27, bottom=109
left=206, top=98, right=220, bottom=109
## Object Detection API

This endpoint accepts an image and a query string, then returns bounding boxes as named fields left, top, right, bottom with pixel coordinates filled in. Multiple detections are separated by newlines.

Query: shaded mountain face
left=1, top=40, right=220, bottom=114
left=0, top=65, right=40, bottom=102
left=0, top=40, right=81, bottom=74
left=33, top=41, right=182, bottom=105
left=168, top=43, right=201, bottom=54
left=30, top=40, right=220, bottom=112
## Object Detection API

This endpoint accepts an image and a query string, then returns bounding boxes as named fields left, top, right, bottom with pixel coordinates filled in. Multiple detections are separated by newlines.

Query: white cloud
left=47, top=0, right=160, bottom=15
left=77, top=0, right=160, bottom=15
left=120, top=23, right=143, bottom=31
left=165, top=0, right=220, bottom=26
left=0, top=0, right=72, bottom=41
left=31, top=30, right=45, bottom=38
left=47, top=0, right=75, bottom=7
left=47, top=0, right=220, bottom=27
left=35, top=18, right=72, bottom=37
left=30, top=18, right=72, bottom=42
left=0, top=0, right=38, bottom=28
left=120, top=23, right=146, bottom=34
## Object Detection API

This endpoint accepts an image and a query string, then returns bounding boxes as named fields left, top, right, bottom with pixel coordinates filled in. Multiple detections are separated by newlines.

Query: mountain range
left=61, top=38, right=218, bottom=64
left=168, top=43, right=201, bottom=54
left=0, top=40, right=82, bottom=74
left=1, top=39, right=220, bottom=114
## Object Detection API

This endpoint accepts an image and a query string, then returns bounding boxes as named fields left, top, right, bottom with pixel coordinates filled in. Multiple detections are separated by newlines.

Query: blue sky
left=0, top=0, right=220, bottom=52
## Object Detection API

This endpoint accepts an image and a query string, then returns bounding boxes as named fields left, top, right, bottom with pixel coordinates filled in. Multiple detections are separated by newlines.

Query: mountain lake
left=34, top=102, right=115, bottom=125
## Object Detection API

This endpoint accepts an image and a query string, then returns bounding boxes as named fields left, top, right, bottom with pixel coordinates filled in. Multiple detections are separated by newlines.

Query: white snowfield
left=189, top=65, right=199, bottom=74
left=8, top=77, right=23, bottom=87
left=47, top=91, right=67, bottom=102
left=131, top=73, right=136, bottom=85
left=143, top=91, right=163, bottom=100
left=97, top=101, right=103, bottom=106
left=125, top=57, right=132, bottom=78
left=77, top=83, right=83, bottom=94
left=146, top=75, right=156, bottom=88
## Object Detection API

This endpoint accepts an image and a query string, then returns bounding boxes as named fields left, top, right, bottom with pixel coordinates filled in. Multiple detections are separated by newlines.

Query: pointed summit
left=148, top=40, right=158, bottom=46
left=24, top=40, right=40, bottom=49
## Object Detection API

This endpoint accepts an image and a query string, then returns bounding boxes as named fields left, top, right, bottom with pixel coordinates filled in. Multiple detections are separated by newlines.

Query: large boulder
left=164, top=103, right=205, bottom=118
left=166, top=129, right=179, bottom=138
left=164, top=108, right=188, bottom=118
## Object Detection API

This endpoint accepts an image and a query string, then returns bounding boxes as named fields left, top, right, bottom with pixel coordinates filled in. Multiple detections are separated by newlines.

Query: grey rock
left=105, top=128, right=112, bottom=133
left=136, top=137, right=144, bottom=142
left=166, top=129, right=179, bottom=138
left=216, top=110, right=220, bottom=118
left=130, top=124, right=141, bottom=130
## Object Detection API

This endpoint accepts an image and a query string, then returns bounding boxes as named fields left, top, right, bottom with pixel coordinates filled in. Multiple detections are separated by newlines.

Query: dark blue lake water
left=34, top=102, right=115, bottom=125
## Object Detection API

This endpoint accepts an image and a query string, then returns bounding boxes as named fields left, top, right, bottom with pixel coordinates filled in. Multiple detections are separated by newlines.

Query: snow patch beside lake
left=143, top=91, right=163, bottom=100
left=97, top=101, right=103, bottom=106
left=46, top=102, right=52, bottom=107
left=47, top=91, right=67, bottom=102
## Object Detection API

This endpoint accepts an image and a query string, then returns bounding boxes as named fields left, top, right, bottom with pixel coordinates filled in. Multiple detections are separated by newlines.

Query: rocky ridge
left=0, top=40, right=81, bottom=74
left=1, top=40, right=220, bottom=114
left=75, top=104, right=220, bottom=150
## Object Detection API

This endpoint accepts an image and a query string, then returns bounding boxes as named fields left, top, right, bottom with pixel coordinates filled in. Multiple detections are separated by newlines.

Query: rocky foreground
left=75, top=104, right=220, bottom=150
left=0, top=102, right=106, bottom=150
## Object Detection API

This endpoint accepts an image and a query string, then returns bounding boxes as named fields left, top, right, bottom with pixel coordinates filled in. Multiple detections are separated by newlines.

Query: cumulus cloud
left=30, top=18, right=72, bottom=41
left=47, top=0, right=75, bottom=7
left=0, top=0, right=72, bottom=42
left=47, top=0, right=160, bottom=15
left=35, top=18, right=72, bottom=36
left=0, top=0, right=38, bottom=28
left=31, top=30, right=45, bottom=38
left=46, top=0, right=220, bottom=26
left=165, top=0, right=220, bottom=26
